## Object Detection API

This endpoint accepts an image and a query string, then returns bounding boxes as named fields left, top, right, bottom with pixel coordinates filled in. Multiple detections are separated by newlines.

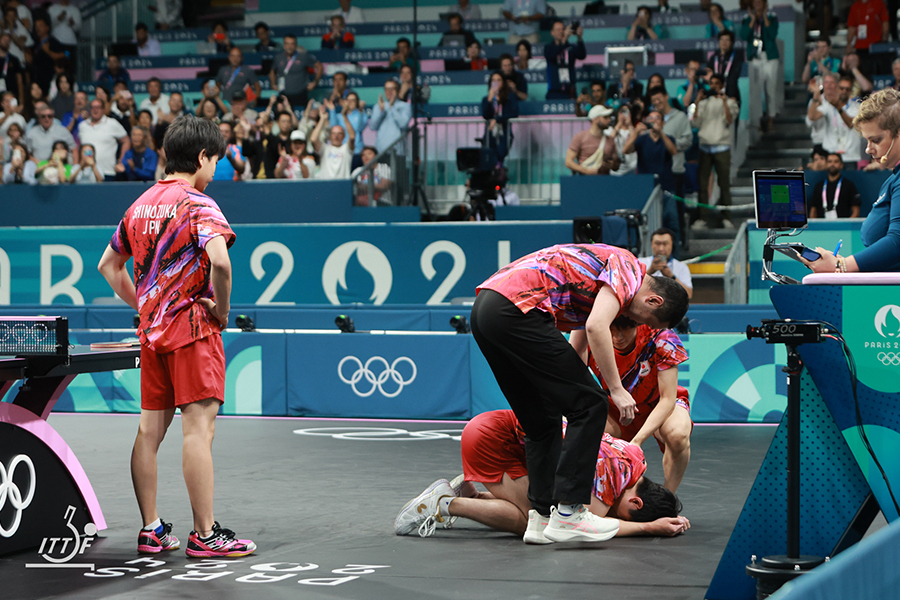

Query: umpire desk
left=0, top=344, right=140, bottom=556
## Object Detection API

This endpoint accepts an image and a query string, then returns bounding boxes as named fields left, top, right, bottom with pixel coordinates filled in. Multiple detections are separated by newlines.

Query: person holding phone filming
left=482, top=71, right=519, bottom=165
left=804, top=88, right=900, bottom=273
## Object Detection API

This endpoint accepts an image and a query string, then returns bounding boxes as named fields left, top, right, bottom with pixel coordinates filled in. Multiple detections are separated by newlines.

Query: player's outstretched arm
left=586, top=287, right=636, bottom=424
left=588, top=495, right=690, bottom=537
left=197, top=235, right=232, bottom=326
left=97, top=245, right=138, bottom=311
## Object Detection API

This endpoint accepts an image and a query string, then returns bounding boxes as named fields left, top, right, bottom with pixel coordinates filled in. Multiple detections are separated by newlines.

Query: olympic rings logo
left=878, top=352, right=900, bottom=366
left=338, top=356, right=417, bottom=398
left=0, top=454, right=36, bottom=538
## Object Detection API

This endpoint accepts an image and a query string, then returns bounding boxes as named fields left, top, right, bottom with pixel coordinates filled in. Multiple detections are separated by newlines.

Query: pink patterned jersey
left=593, top=433, right=647, bottom=506
left=109, top=178, right=235, bottom=353
left=476, top=244, right=647, bottom=331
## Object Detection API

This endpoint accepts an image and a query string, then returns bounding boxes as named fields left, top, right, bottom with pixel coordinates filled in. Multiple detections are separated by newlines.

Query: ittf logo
left=874, top=305, right=900, bottom=338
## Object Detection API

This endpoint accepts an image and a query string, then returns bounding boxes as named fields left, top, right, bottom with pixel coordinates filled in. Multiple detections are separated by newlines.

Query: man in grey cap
left=565, top=104, right=620, bottom=175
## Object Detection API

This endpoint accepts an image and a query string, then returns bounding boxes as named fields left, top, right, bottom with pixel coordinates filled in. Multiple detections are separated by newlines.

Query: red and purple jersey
left=110, top=178, right=235, bottom=353
left=476, top=244, right=646, bottom=332
left=590, top=325, right=687, bottom=410
left=593, top=433, right=647, bottom=506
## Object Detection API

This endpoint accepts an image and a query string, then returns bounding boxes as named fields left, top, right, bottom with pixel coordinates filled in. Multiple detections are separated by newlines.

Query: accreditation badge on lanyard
left=278, top=52, right=299, bottom=92
left=753, top=21, right=764, bottom=53
left=559, top=48, right=571, bottom=84
left=824, top=178, right=841, bottom=220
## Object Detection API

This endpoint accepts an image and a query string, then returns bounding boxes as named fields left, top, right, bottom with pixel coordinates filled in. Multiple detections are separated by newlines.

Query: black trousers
left=470, top=290, right=609, bottom=514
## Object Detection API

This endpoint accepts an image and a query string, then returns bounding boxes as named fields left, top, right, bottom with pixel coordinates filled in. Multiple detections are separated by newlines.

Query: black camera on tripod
left=457, top=146, right=505, bottom=221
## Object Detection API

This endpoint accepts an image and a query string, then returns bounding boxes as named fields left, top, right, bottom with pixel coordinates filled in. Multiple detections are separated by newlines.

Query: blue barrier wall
left=801, top=170, right=890, bottom=218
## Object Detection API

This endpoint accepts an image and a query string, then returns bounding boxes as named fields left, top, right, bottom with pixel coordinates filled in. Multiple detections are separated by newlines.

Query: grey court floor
left=1, top=415, right=778, bottom=600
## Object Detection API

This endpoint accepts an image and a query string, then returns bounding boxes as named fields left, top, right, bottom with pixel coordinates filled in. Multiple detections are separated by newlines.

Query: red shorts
left=460, top=410, right=528, bottom=483
left=140, top=335, right=226, bottom=411
left=608, top=386, right=694, bottom=452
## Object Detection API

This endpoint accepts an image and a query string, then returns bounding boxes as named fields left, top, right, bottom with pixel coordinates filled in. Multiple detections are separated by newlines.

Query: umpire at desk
left=805, top=89, right=900, bottom=273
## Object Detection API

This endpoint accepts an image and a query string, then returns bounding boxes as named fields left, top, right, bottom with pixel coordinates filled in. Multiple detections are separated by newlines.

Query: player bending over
left=394, top=409, right=688, bottom=542
left=98, top=115, right=256, bottom=558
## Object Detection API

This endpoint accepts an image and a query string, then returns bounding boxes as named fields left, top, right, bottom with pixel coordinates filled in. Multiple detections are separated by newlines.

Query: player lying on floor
left=576, top=314, right=692, bottom=492
left=394, top=409, right=689, bottom=542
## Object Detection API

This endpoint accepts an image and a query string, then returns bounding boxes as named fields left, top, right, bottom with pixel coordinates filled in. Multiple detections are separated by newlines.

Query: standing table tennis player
left=470, top=243, right=689, bottom=543
left=98, top=115, right=256, bottom=558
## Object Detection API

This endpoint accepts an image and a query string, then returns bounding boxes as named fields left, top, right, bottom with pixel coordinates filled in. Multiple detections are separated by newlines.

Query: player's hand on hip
left=609, top=388, right=636, bottom=425
left=198, top=297, right=229, bottom=326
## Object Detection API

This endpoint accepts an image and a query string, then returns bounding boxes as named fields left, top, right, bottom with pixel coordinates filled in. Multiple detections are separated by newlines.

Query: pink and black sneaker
left=185, top=522, right=257, bottom=558
left=138, top=520, right=180, bottom=554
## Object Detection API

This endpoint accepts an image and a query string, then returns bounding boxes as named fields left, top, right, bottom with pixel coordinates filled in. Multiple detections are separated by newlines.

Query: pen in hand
left=833, top=239, right=843, bottom=256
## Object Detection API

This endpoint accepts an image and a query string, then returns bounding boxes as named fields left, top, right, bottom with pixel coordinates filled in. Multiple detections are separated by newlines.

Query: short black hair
left=397, top=37, right=411, bottom=47
left=163, top=115, right=227, bottom=175
left=647, top=276, right=690, bottom=328
left=138, top=109, right=153, bottom=120
left=283, top=33, right=297, bottom=43
left=629, top=477, right=682, bottom=522
left=447, top=12, right=462, bottom=23
left=827, top=152, right=844, bottom=163
left=213, top=20, right=228, bottom=31
left=637, top=5, right=653, bottom=18
left=817, top=34, right=831, bottom=46
left=362, top=145, right=378, bottom=154
left=590, top=79, right=606, bottom=90
left=624, top=59, right=635, bottom=70
left=516, top=39, right=532, bottom=57
left=254, top=21, right=269, bottom=32
left=651, top=227, right=676, bottom=243
left=147, top=76, right=162, bottom=86
left=276, top=110, right=293, bottom=121
left=33, top=14, right=50, bottom=28
left=135, top=22, right=148, bottom=32
left=499, top=52, right=514, bottom=63
left=551, top=18, right=564, bottom=28
left=710, top=73, right=726, bottom=85
left=611, top=314, right=638, bottom=329
left=647, top=85, right=668, bottom=99
left=811, top=147, right=829, bottom=160
left=718, top=29, right=735, bottom=44
left=334, top=71, right=348, bottom=81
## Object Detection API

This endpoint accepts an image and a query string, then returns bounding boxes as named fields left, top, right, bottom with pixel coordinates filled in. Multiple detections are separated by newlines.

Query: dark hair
left=647, top=85, right=668, bottom=99
left=499, top=52, right=514, bottom=64
left=709, top=2, right=724, bottom=14
left=147, top=76, right=162, bottom=87
left=276, top=110, right=293, bottom=121
left=213, top=20, right=228, bottom=31
left=827, top=152, right=844, bottom=163
left=710, top=73, right=726, bottom=85
left=516, top=39, right=532, bottom=58
left=447, top=12, right=462, bottom=23
left=334, top=71, right=348, bottom=81
left=135, top=21, right=148, bottom=32
left=362, top=145, right=377, bottom=154
left=629, top=477, right=682, bottom=521
left=811, top=147, right=829, bottom=160
left=611, top=314, right=638, bottom=330
left=254, top=21, right=269, bottom=32
left=646, top=276, right=689, bottom=328
left=397, top=37, right=411, bottom=47
left=817, top=34, right=831, bottom=46
left=55, top=72, right=71, bottom=89
left=489, top=70, right=510, bottom=104
left=839, top=74, right=855, bottom=86
left=551, top=18, right=564, bottom=29
left=138, top=109, right=153, bottom=121
left=469, top=39, right=482, bottom=50
left=590, top=79, right=606, bottom=90
left=651, top=227, right=676, bottom=243
left=636, top=5, right=653, bottom=19
left=718, top=29, right=735, bottom=44
left=624, top=59, right=635, bottom=70
left=283, top=33, right=297, bottom=43
left=33, top=14, right=50, bottom=29
left=163, top=115, right=227, bottom=175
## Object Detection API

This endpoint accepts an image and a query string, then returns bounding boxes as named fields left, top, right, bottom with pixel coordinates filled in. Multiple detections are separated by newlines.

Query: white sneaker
left=449, top=474, right=478, bottom=499
left=542, top=505, right=619, bottom=543
left=394, top=479, right=455, bottom=537
left=523, top=510, right=553, bottom=545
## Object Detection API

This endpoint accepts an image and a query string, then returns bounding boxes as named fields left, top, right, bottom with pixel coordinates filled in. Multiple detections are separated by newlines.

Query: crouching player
left=579, top=315, right=691, bottom=492
left=98, top=115, right=256, bottom=558
left=394, top=409, right=689, bottom=542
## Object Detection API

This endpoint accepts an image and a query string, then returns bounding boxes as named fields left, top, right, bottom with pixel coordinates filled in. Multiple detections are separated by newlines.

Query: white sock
left=143, top=518, right=161, bottom=532
left=557, top=503, right=582, bottom=517
left=439, top=496, right=454, bottom=517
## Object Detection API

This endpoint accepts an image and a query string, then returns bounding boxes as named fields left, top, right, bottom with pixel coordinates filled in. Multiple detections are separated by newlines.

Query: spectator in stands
left=806, top=147, right=828, bottom=171
left=352, top=145, right=393, bottom=206
left=706, top=3, right=733, bottom=37
left=3, top=121, right=25, bottom=162
left=93, top=86, right=112, bottom=116
left=650, top=86, right=692, bottom=229
left=545, top=20, right=585, bottom=100
left=47, top=0, right=80, bottom=58
left=0, top=92, right=26, bottom=139
left=466, top=40, right=487, bottom=70
left=846, top=0, right=888, bottom=64
left=607, top=61, right=643, bottom=109
left=311, top=107, right=355, bottom=180
left=440, top=13, right=478, bottom=48
left=26, top=105, right=75, bottom=161
left=152, top=0, right=183, bottom=30
left=657, top=0, right=678, bottom=12
left=566, top=104, right=619, bottom=175
left=515, top=39, right=545, bottom=71
left=371, top=79, right=412, bottom=155
left=328, top=71, right=352, bottom=103
left=802, top=36, right=839, bottom=84
left=841, top=52, right=873, bottom=96
left=890, top=58, right=900, bottom=90
left=138, top=78, right=168, bottom=126
left=23, top=87, right=48, bottom=126
left=50, top=73, right=74, bottom=117
left=254, top=22, right=278, bottom=53
left=275, top=129, right=316, bottom=179
left=639, top=227, right=693, bottom=297
left=69, top=142, right=101, bottom=182
left=807, top=72, right=861, bottom=170
left=624, top=111, right=680, bottom=240
left=694, top=74, right=738, bottom=229
left=643, top=73, right=669, bottom=108
left=322, top=15, right=355, bottom=49
left=741, top=0, right=779, bottom=132
left=297, top=99, right=327, bottom=146
left=325, top=94, right=366, bottom=160
left=611, top=104, right=638, bottom=175
left=3, top=141, right=35, bottom=184
left=0, top=32, right=25, bottom=107
left=233, top=121, right=260, bottom=178
left=482, top=71, right=519, bottom=165
left=110, top=88, right=136, bottom=133
left=78, top=98, right=129, bottom=181
left=217, top=47, right=261, bottom=108
left=137, top=110, right=155, bottom=145
left=708, top=30, right=742, bottom=104
left=133, top=22, right=161, bottom=57
left=332, top=0, right=365, bottom=24
left=31, top=15, right=67, bottom=96
left=222, top=90, right=258, bottom=126
left=35, top=140, right=72, bottom=184
left=115, top=125, right=157, bottom=181
left=207, top=21, right=233, bottom=54
left=2, top=6, right=32, bottom=66
left=575, top=80, right=605, bottom=117
left=97, top=54, right=130, bottom=91
left=211, top=120, right=246, bottom=181
left=627, top=6, right=663, bottom=40
left=499, top=53, right=528, bottom=101
left=62, top=90, right=86, bottom=140
left=398, top=64, right=431, bottom=103
left=197, top=98, right=220, bottom=123
left=156, top=91, right=186, bottom=126
left=449, top=0, right=481, bottom=20
left=390, top=37, right=419, bottom=72
left=808, top=153, right=861, bottom=219
left=6, top=0, right=31, bottom=33
left=271, top=34, right=322, bottom=108
left=264, top=110, right=295, bottom=178
left=676, top=60, right=707, bottom=110
left=503, top=0, right=545, bottom=45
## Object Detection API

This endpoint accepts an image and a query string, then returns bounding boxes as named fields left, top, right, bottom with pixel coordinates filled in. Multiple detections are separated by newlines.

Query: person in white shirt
left=2, top=5, right=33, bottom=65
left=638, top=228, right=693, bottom=298
left=78, top=98, right=130, bottom=180
left=332, top=0, right=365, bottom=24
left=448, top=0, right=482, bottom=20
left=46, top=0, right=81, bottom=48
left=275, top=129, right=317, bottom=179
left=310, top=102, right=355, bottom=180
left=351, top=145, right=392, bottom=206
left=806, top=72, right=862, bottom=169
left=138, top=77, right=169, bottom=126
left=134, top=22, right=162, bottom=57
left=0, top=91, right=26, bottom=139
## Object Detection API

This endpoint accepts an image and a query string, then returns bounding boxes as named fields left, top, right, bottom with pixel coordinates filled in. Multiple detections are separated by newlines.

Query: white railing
left=724, top=220, right=749, bottom=304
